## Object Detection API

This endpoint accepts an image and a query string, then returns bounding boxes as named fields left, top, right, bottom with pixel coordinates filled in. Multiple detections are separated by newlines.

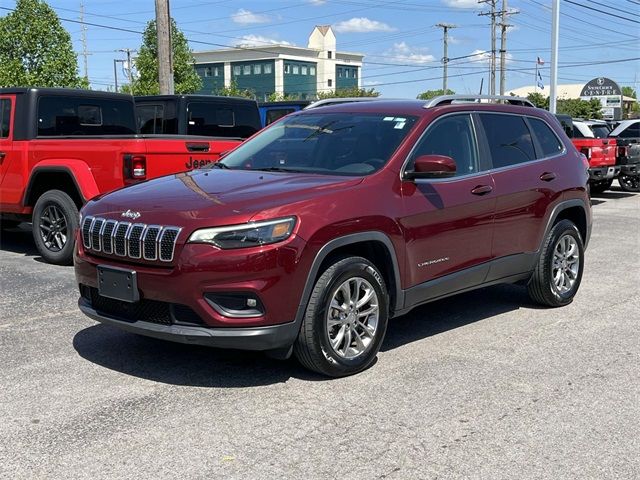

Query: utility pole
left=155, top=0, right=174, bottom=94
left=479, top=0, right=497, bottom=96
left=80, top=2, right=89, bottom=80
left=498, top=0, right=518, bottom=95
left=118, top=48, right=136, bottom=93
left=113, top=58, right=125, bottom=91
left=549, top=0, right=560, bottom=113
left=436, top=23, right=456, bottom=92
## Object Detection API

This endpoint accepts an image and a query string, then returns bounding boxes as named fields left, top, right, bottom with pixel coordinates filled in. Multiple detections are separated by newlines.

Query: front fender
left=25, top=159, right=100, bottom=204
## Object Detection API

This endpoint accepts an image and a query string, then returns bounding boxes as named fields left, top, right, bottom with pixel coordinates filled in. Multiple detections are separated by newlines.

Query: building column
left=224, top=62, right=231, bottom=87
left=275, top=58, right=284, bottom=95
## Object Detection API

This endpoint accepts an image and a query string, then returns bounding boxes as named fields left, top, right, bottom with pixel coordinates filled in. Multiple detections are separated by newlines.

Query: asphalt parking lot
left=1, top=189, right=638, bottom=480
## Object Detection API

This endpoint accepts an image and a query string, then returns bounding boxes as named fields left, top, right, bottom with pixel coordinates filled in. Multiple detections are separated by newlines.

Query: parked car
left=75, top=96, right=591, bottom=377
left=0, top=88, right=246, bottom=264
left=555, top=115, right=619, bottom=194
left=135, top=94, right=261, bottom=140
left=609, top=119, right=640, bottom=191
left=258, top=100, right=310, bottom=127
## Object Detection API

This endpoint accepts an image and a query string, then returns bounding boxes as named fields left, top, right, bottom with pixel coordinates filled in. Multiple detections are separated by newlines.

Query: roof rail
left=423, top=94, right=535, bottom=108
left=303, top=97, right=384, bottom=110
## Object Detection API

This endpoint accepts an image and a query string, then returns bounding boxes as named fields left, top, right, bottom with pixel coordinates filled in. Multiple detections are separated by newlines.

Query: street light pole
left=549, top=0, right=560, bottom=113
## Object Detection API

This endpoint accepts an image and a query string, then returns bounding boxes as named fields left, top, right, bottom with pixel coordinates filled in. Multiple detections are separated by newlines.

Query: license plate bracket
left=97, top=265, right=139, bottom=303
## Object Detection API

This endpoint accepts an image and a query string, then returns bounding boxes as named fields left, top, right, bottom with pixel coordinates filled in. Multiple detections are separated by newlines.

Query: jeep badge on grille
left=121, top=209, right=141, bottom=220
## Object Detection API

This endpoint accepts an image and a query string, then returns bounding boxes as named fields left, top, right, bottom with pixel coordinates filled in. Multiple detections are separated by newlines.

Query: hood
left=83, top=169, right=364, bottom=227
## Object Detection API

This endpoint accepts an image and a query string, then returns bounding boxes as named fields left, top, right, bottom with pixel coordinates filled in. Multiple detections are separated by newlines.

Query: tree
left=0, top=0, right=86, bottom=88
left=622, top=86, right=637, bottom=99
left=557, top=98, right=603, bottom=119
left=267, top=92, right=299, bottom=102
left=317, top=86, right=379, bottom=99
left=131, top=18, right=201, bottom=95
left=215, top=80, right=255, bottom=99
left=526, top=92, right=549, bottom=109
left=416, top=89, right=455, bottom=100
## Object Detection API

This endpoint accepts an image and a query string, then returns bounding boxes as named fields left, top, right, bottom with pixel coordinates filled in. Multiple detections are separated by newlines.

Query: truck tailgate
left=572, top=138, right=616, bottom=168
left=141, top=137, right=243, bottom=177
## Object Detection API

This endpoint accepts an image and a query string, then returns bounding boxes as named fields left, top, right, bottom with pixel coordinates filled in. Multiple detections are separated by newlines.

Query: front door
left=400, top=113, right=496, bottom=294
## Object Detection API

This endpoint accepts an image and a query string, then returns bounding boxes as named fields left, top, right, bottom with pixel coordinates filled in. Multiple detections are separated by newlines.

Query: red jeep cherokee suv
left=75, top=96, right=591, bottom=377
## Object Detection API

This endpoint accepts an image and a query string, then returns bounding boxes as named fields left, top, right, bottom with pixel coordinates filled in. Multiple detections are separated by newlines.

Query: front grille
left=81, top=216, right=182, bottom=263
left=84, top=286, right=204, bottom=326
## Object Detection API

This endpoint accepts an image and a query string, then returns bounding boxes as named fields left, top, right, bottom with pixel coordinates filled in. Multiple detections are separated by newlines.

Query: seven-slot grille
left=81, top=216, right=181, bottom=262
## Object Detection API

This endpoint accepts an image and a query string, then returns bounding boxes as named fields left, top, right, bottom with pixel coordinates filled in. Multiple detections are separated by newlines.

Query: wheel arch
left=544, top=199, right=590, bottom=249
left=23, top=163, right=99, bottom=209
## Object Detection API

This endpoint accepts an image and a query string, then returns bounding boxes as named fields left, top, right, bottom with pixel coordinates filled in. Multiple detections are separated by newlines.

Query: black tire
left=618, top=174, right=640, bottom=192
left=32, top=190, right=79, bottom=265
left=528, top=219, right=584, bottom=307
left=589, top=179, right=613, bottom=195
left=294, top=256, right=389, bottom=377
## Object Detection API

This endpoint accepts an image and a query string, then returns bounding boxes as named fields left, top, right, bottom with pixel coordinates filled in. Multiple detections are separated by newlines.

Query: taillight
left=618, top=146, right=627, bottom=157
left=124, top=154, right=147, bottom=180
left=580, top=147, right=592, bottom=160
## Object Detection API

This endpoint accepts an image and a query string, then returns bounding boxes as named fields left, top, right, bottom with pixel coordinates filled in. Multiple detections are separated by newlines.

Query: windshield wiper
left=249, top=166, right=306, bottom=173
left=208, top=162, right=229, bottom=169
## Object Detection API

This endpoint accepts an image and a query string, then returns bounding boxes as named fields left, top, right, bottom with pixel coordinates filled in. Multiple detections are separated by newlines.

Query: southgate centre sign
left=580, top=77, right=623, bottom=120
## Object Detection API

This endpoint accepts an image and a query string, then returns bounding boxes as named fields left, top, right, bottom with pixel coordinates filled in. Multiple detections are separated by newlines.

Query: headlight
left=188, top=217, right=296, bottom=249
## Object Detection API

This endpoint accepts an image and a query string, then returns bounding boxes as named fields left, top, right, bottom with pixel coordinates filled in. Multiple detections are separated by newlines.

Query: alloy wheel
left=326, top=277, right=379, bottom=359
left=39, top=204, right=68, bottom=252
left=619, top=175, right=640, bottom=192
left=551, top=234, right=580, bottom=295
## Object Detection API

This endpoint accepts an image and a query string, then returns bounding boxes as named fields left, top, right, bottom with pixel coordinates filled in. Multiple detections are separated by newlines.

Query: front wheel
left=528, top=219, right=584, bottom=307
left=294, top=256, right=389, bottom=377
left=618, top=174, right=640, bottom=192
left=32, top=190, right=79, bottom=265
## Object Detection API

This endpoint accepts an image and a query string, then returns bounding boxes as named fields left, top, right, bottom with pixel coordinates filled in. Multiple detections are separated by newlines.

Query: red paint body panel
left=571, top=138, right=616, bottom=168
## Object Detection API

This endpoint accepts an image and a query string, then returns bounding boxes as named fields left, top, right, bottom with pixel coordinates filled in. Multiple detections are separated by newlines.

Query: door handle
left=471, top=185, right=493, bottom=195
left=540, top=172, right=557, bottom=182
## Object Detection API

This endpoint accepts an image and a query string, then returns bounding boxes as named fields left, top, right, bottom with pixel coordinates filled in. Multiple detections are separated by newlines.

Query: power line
left=564, top=0, right=640, bottom=24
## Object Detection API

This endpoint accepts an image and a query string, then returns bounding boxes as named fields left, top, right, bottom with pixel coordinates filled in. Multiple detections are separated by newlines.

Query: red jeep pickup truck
left=555, top=115, right=618, bottom=194
left=0, top=88, right=242, bottom=264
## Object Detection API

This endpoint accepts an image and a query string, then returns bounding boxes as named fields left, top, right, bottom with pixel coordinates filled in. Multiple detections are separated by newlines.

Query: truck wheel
left=528, top=219, right=584, bottom=308
left=589, top=179, right=613, bottom=195
left=32, top=190, right=79, bottom=265
left=618, top=175, right=640, bottom=192
left=294, top=256, right=389, bottom=377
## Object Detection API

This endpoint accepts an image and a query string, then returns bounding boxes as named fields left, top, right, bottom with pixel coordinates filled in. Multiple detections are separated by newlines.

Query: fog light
left=204, top=293, right=264, bottom=318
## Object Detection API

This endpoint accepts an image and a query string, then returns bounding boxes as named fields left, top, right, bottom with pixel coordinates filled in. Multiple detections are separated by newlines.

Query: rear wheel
left=528, top=219, right=584, bottom=307
left=294, top=256, right=389, bottom=377
left=589, top=179, right=613, bottom=195
left=618, top=174, right=640, bottom=192
left=32, top=190, right=79, bottom=265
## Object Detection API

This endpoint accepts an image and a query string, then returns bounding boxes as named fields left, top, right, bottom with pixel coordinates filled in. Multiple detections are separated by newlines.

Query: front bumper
left=620, top=164, right=640, bottom=176
left=79, top=298, right=299, bottom=350
left=588, top=166, right=620, bottom=181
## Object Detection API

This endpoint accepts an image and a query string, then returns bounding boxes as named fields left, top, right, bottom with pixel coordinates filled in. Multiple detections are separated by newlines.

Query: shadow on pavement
left=74, top=283, right=536, bottom=387
left=0, top=223, right=40, bottom=258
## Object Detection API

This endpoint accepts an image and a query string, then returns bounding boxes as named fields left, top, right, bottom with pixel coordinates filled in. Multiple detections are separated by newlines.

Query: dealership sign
left=580, top=77, right=623, bottom=120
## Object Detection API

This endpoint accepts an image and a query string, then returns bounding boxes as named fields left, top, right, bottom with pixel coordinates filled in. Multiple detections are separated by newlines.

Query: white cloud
left=234, top=35, right=293, bottom=47
left=333, top=17, right=396, bottom=33
left=467, top=49, right=512, bottom=65
left=443, top=0, right=479, bottom=8
left=308, top=0, right=326, bottom=5
left=231, top=8, right=270, bottom=25
left=385, top=42, right=436, bottom=65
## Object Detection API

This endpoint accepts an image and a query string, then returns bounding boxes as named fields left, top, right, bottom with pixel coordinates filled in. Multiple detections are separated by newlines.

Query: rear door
left=0, top=95, right=16, bottom=187
left=400, top=113, right=496, bottom=291
left=479, top=113, right=563, bottom=260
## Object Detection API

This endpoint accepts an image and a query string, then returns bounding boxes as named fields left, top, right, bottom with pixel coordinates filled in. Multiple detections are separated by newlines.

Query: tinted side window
left=186, top=102, right=260, bottom=138
left=37, top=96, right=136, bottom=136
left=410, top=114, right=479, bottom=176
left=0, top=99, right=10, bottom=138
left=572, top=125, right=586, bottom=139
left=528, top=118, right=563, bottom=158
left=136, top=104, right=164, bottom=134
left=619, top=123, right=640, bottom=138
left=266, top=108, right=295, bottom=125
left=479, top=114, right=535, bottom=168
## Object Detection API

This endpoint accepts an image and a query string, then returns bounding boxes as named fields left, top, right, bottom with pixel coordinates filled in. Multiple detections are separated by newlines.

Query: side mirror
left=405, top=155, right=457, bottom=180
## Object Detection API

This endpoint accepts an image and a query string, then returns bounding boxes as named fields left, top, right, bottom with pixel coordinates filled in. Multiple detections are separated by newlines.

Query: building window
left=337, top=68, right=343, bottom=78
left=233, top=65, right=241, bottom=76
left=214, top=67, right=220, bottom=77
left=243, top=65, right=251, bottom=75
left=264, top=63, right=272, bottom=74
left=254, top=64, right=262, bottom=74
left=353, top=69, right=358, bottom=79
left=301, top=65, right=308, bottom=75
left=328, top=51, right=332, bottom=59
left=284, top=64, right=291, bottom=74
left=292, top=65, right=299, bottom=74
left=310, top=66, right=316, bottom=75
left=328, top=79, right=332, bottom=87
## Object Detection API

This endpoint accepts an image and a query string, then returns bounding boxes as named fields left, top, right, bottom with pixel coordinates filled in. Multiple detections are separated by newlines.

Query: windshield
left=214, top=112, right=418, bottom=175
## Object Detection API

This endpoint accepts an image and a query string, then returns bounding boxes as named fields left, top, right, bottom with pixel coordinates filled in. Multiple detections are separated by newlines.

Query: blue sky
left=12, top=0, right=639, bottom=98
